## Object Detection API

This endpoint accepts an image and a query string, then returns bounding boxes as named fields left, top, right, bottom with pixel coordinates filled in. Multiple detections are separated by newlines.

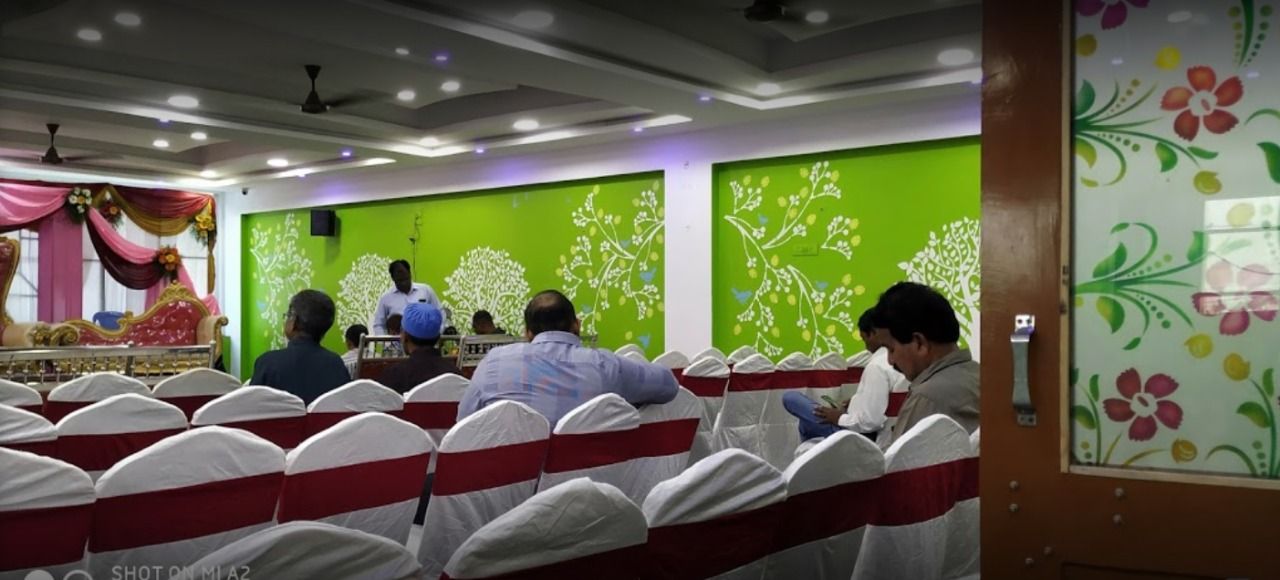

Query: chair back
left=45, top=372, right=150, bottom=423
left=0, top=378, right=43, bottom=415
left=0, top=448, right=95, bottom=578
left=768, top=431, right=886, bottom=579
left=622, top=387, right=701, bottom=503
left=712, top=354, right=774, bottom=461
left=537, top=393, right=640, bottom=495
left=0, top=405, right=57, bottom=456
left=54, top=394, right=187, bottom=480
left=418, top=401, right=550, bottom=579
left=843, top=352, right=873, bottom=400
left=85, top=427, right=284, bottom=577
left=402, top=373, right=470, bottom=443
left=810, top=352, right=849, bottom=401
left=615, top=343, right=646, bottom=358
left=652, top=350, right=689, bottom=370
left=190, top=386, right=306, bottom=449
left=153, top=368, right=240, bottom=420
left=279, top=413, right=432, bottom=544
left=304, top=379, right=404, bottom=436
left=643, top=449, right=788, bottom=579
left=763, top=353, right=817, bottom=470
left=621, top=350, right=648, bottom=363
left=681, top=356, right=731, bottom=463
left=970, top=427, right=981, bottom=454
left=443, top=479, right=647, bottom=580
left=691, top=347, right=727, bottom=363
left=181, top=521, right=422, bottom=580
left=726, top=345, right=758, bottom=365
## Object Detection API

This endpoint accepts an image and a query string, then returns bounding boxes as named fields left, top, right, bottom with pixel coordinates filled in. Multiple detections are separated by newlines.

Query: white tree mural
left=443, top=247, right=531, bottom=333
left=558, top=183, right=664, bottom=336
left=723, top=162, right=861, bottom=358
left=899, top=217, right=982, bottom=355
left=249, top=213, right=312, bottom=349
left=336, top=253, right=393, bottom=332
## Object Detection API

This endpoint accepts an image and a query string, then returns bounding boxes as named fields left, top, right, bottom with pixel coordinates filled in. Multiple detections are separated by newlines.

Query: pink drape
left=36, top=211, right=83, bottom=322
left=0, top=183, right=69, bottom=232
left=87, top=211, right=220, bottom=315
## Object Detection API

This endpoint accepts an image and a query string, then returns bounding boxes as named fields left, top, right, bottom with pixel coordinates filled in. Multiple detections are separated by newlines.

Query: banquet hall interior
left=1, top=0, right=1277, bottom=578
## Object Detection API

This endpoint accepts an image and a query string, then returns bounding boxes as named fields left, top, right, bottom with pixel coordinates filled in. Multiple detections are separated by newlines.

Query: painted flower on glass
left=1192, top=261, right=1276, bottom=335
left=1160, top=66, right=1243, bottom=141
left=1076, top=0, right=1148, bottom=30
left=1103, top=369, right=1182, bottom=441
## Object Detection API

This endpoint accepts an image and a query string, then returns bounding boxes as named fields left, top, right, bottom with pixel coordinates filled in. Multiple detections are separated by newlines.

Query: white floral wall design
left=248, top=213, right=312, bottom=350
left=443, top=246, right=531, bottom=333
left=336, top=253, right=393, bottom=332
left=899, top=217, right=982, bottom=355
left=558, top=182, right=664, bottom=344
left=722, top=162, right=862, bottom=358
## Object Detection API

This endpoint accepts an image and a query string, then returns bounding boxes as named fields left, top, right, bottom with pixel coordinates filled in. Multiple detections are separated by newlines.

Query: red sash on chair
left=432, top=440, right=550, bottom=496
left=157, top=395, right=219, bottom=421
left=647, top=503, right=785, bottom=579
left=43, top=400, right=92, bottom=424
left=55, top=428, right=186, bottom=472
left=277, top=453, right=431, bottom=522
left=0, top=503, right=93, bottom=571
left=401, top=401, right=460, bottom=431
left=207, top=416, right=306, bottom=449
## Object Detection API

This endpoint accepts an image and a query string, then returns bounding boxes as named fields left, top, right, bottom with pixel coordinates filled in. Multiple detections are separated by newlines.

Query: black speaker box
left=311, top=209, right=336, bottom=237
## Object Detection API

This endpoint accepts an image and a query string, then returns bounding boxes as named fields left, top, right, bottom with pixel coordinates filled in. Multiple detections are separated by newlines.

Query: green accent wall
left=712, top=137, right=981, bottom=359
left=241, top=172, right=665, bottom=379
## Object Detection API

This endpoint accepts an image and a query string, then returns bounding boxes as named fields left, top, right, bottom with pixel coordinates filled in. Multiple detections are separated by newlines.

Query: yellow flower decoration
left=1223, top=353, right=1251, bottom=382
left=1184, top=334, right=1213, bottom=359
left=1171, top=439, right=1197, bottom=463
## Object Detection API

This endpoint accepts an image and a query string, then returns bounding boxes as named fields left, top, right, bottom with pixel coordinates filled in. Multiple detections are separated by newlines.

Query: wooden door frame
left=980, top=0, right=1280, bottom=577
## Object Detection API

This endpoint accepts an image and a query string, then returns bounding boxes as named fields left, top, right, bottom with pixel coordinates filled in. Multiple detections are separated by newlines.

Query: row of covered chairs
left=0, top=369, right=243, bottom=422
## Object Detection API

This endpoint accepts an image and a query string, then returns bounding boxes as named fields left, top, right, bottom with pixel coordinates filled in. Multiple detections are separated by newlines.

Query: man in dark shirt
left=251, top=289, right=350, bottom=404
left=471, top=310, right=506, bottom=335
left=380, top=302, right=462, bottom=394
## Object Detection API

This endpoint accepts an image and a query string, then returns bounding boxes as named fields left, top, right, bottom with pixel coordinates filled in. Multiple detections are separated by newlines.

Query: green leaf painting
left=1260, top=142, right=1280, bottom=184
left=1073, top=405, right=1098, bottom=430
left=1237, top=402, right=1272, bottom=429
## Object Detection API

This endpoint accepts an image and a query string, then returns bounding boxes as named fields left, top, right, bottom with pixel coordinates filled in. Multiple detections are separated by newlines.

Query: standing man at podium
left=372, top=259, right=443, bottom=336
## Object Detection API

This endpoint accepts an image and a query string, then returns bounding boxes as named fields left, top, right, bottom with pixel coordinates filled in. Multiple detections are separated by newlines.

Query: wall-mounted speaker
left=311, top=209, right=337, bottom=237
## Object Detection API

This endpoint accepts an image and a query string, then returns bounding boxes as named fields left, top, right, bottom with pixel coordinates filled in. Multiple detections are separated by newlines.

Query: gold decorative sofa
left=63, top=283, right=228, bottom=358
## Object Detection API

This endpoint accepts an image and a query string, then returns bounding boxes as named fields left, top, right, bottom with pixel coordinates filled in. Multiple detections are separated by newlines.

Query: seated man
left=876, top=282, right=980, bottom=437
left=458, top=290, right=678, bottom=423
left=380, top=303, right=463, bottom=394
left=341, top=324, right=368, bottom=378
left=251, top=290, right=351, bottom=404
left=471, top=310, right=507, bottom=335
left=782, top=307, right=908, bottom=446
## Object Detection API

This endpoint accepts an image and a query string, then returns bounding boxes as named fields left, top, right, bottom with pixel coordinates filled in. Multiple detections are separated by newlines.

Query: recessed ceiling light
left=937, top=48, right=975, bottom=66
left=157, top=118, right=171, bottom=124
left=1111, top=57, right=1124, bottom=66
left=77, top=28, right=103, bottom=42
left=434, top=52, right=450, bottom=63
left=805, top=10, right=830, bottom=24
left=1246, top=70, right=1261, bottom=79
left=199, top=170, right=218, bottom=178
left=267, top=158, right=289, bottom=168
left=340, top=148, right=354, bottom=157
left=1167, top=10, right=1193, bottom=23
left=114, top=12, right=142, bottom=27
left=632, top=126, right=644, bottom=133
left=440, top=80, right=461, bottom=93
left=397, top=89, right=416, bottom=101
left=152, top=139, right=170, bottom=149
left=512, top=119, right=540, bottom=131
left=190, top=131, right=207, bottom=141
left=364, top=158, right=396, bottom=166
left=395, top=46, right=410, bottom=56
left=698, top=94, right=713, bottom=102
left=754, top=82, right=782, bottom=96
left=512, top=9, right=555, bottom=29
left=475, top=147, right=486, bottom=154
left=167, top=95, right=199, bottom=108
left=419, top=136, right=441, bottom=147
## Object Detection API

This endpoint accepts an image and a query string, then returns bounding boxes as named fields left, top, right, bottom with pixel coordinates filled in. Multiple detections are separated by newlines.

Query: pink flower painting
left=1192, top=261, right=1277, bottom=336
left=1103, top=369, right=1183, bottom=441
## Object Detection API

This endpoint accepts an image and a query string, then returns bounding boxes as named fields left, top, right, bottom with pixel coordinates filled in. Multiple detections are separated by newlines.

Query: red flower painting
left=1103, top=369, right=1183, bottom=441
left=1192, top=261, right=1277, bottom=335
left=1077, top=0, right=1148, bottom=30
left=1161, top=66, right=1244, bottom=141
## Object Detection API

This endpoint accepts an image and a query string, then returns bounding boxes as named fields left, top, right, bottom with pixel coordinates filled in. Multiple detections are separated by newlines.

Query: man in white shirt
left=371, top=259, right=443, bottom=336
left=782, top=307, right=908, bottom=445
left=341, top=323, right=367, bottom=378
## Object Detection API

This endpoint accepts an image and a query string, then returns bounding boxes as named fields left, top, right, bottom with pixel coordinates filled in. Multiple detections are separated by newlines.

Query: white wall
left=222, top=90, right=980, bottom=375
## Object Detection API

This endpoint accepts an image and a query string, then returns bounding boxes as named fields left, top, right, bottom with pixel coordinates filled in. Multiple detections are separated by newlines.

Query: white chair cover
left=712, top=354, right=775, bottom=463
left=444, top=478, right=647, bottom=580
left=0, top=448, right=95, bottom=579
left=537, top=393, right=640, bottom=495
left=768, top=431, right=886, bottom=579
left=403, top=372, right=471, bottom=449
left=305, top=379, right=404, bottom=436
left=45, top=372, right=150, bottom=423
left=692, top=347, right=727, bottom=363
left=191, top=386, right=307, bottom=449
left=762, top=353, right=816, bottom=470
left=0, top=379, right=43, bottom=414
left=86, top=427, right=285, bottom=577
left=280, top=413, right=433, bottom=544
left=652, top=350, right=690, bottom=369
left=853, top=415, right=980, bottom=580
left=681, top=356, right=732, bottom=463
left=621, top=350, right=649, bottom=363
left=622, top=387, right=702, bottom=504
left=180, top=521, right=422, bottom=580
left=810, top=352, right=849, bottom=402
left=0, top=404, right=56, bottom=456
left=153, top=368, right=241, bottom=420
left=643, top=449, right=787, bottom=580
left=418, top=401, right=550, bottom=579
left=970, top=428, right=981, bottom=454
left=55, top=394, right=187, bottom=480
left=726, top=345, right=759, bottom=365
left=615, top=343, right=646, bottom=358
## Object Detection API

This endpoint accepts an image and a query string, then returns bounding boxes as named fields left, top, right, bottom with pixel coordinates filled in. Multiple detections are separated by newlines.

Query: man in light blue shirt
left=371, top=259, right=443, bottom=335
left=458, top=290, right=679, bottom=424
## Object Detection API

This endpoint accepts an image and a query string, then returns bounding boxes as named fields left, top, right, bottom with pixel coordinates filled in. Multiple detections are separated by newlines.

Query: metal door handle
left=1011, top=314, right=1036, bottom=427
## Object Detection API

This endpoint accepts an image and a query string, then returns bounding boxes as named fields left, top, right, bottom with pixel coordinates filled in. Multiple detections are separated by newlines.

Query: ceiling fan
left=0, top=123, right=115, bottom=166
left=298, top=64, right=378, bottom=114
left=740, top=0, right=804, bottom=23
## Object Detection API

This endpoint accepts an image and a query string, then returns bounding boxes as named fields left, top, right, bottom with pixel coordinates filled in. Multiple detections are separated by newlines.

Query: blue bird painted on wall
left=815, top=281, right=829, bottom=291
left=732, top=287, right=753, bottom=304
left=638, top=334, right=651, bottom=349
left=639, top=268, right=656, bottom=283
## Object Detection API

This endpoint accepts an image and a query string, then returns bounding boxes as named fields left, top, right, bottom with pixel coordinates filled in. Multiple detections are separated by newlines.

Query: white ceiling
left=0, top=0, right=981, bottom=188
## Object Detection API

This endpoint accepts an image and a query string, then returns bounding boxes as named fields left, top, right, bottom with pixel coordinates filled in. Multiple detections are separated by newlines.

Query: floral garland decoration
left=98, top=195, right=123, bottom=227
left=155, top=246, right=181, bottom=281
left=64, top=187, right=93, bottom=223
left=190, top=211, right=217, bottom=248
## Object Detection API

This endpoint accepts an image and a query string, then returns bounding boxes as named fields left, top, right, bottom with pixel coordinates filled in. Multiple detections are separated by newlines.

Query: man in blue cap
left=379, top=302, right=462, bottom=394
